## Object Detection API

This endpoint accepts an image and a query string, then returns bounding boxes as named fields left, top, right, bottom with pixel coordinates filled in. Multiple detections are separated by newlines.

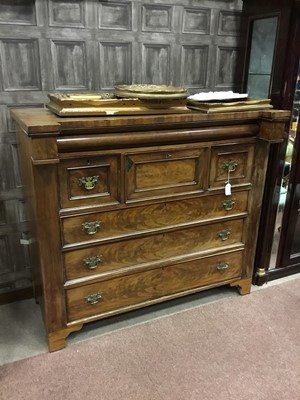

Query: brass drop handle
left=224, top=160, right=238, bottom=172
left=217, top=228, right=231, bottom=241
left=83, top=255, right=102, bottom=269
left=85, top=292, right=102, bottom=305
left=222, top=199, right=235, bottom=211
left=216, top=263, right=229, bottom=273
left=82, top=221, right=101, bottom=235
left=79, top=176, right=99, bottom=190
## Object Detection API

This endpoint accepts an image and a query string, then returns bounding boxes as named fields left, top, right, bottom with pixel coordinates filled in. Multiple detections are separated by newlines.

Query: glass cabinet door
left=270, top=64, right=300, bottom=269
left=246, top=17, right=278, bottom=98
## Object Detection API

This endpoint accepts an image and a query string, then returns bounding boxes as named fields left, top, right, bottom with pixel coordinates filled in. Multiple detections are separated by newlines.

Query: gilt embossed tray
left=47, top=92, right=189, bottom=116
left=114, top=84, right=189, bottom=100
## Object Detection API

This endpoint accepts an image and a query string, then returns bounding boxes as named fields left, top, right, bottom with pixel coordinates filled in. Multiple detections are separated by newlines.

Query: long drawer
left=63, top=219, right=243, bottom=280
left=66, top=250, right=243, bottom=322
left=64, top=218, right=244, bottom=281
left=61, top=191, right=248, bottom=246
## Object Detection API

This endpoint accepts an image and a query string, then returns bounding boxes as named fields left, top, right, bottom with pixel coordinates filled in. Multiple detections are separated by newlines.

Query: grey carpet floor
left=1, top=275, right=300, bottom=400
left=0, top=274, right=299, bottom=366
left=0, top=283, right=239, bottom=366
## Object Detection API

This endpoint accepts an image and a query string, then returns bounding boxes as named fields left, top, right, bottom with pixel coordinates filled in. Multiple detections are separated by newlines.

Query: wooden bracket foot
left=230, top=277, right=252, bottom=295
left=48, top=324, right=83, bottom=352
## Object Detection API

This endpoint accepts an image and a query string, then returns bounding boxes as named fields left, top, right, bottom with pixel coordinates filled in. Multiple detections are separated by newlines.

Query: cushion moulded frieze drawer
left=66, top=250, right=244, bottom=322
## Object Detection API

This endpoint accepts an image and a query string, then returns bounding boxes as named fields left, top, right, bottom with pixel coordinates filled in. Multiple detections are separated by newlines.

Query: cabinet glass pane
left=247, top=74, right=271, bottom=99
left=247, top=17, right=278, bottom=98
left=269, top=62, right=299, bottom=269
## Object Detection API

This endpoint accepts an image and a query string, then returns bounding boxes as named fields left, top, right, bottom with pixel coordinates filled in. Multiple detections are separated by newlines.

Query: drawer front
left=62, top=191, right=248, bottom=246
left=210, top=143, right=255, bottom=189
left=64, top=218, right=244, bottom=280
left=59, top=155, right=120, bottom=209
left=66, top=250, right=243, bottom=321
left=125, top=147, right=208, bottom=201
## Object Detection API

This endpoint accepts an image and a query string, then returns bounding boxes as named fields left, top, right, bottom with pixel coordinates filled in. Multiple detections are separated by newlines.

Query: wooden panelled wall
left=0, top=0, right=243, bottom=302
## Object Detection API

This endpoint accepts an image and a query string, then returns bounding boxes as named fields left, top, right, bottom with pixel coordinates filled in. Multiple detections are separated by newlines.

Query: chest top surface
left=11, top=107, right=290, bottom=136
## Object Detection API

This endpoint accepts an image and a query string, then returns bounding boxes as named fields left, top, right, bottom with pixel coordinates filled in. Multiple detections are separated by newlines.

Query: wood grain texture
left=16, top=127, right=66, bottom=332
left=126, top=147, right=208, bottom=201
left=48, top=323, right=83, bottom=352
left=61, top=190, right=249, bottom=246
left=209, top=142, right=255, bottom=189
left=11, top=107, right=283, bottom=135
left=64, top=218, right=245, bottom=281
left=59, top=155, right=121, bottom=209
left=66, top=250, right=243, bottom=322
left=13, top=109, right=288, bottom=350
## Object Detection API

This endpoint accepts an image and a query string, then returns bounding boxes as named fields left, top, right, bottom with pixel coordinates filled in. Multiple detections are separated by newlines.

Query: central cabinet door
left=125, top=147, right=208, bottom=202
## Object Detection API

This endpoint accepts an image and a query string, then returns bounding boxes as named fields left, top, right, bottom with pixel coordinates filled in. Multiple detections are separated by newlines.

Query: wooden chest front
left=13, top=108, right=289, bottom=351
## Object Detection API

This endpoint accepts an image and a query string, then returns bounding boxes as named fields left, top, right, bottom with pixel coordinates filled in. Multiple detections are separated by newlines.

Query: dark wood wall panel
left=142, top=43, right=171, bottom=84
left=0, top=39, right=41, bottom=91
left=51, top=40, right=88, bottom=89
left=100, top=42, right=132, bottom=89
left=49, top=0, right=86, bottom=27
left=0, top=1, right=37, bottom=25
left=181, top=45, right=209, bottom=88
left=0, top=0, right=243, bottom=301
left=216, top=46, right=242, bottom=88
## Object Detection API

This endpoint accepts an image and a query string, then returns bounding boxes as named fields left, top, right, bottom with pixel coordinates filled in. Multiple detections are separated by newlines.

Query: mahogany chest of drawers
left=12, top=108, right=289, bottom=351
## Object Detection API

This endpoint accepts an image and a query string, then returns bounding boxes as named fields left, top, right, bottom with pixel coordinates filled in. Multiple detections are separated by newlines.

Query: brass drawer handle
left=85, top=292, right=102, bottom=305
left=83, top=256, right=102, bottom=269
left=222, top=199, right=235, bottom=211
left=79, top=176, right=99, bottom=190
left=217, top=228, right=231, bottom=241
left=224, top=160, right=238, bottom=172
left=82, top=221, right=101, bottom=235
left=216, top=263, right=229, bottom=273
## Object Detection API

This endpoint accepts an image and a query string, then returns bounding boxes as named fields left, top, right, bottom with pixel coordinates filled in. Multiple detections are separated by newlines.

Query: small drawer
left=59, top=155, right=120, bottom=209
left=61, top=191, right=248, bottom=246
left=209, top=143, right=255, bottom=189
left=125, top=147, right=208, bottom=202
left=66, top=250, right=243, bottom=321
left=64, top=218, right=244, bottom=280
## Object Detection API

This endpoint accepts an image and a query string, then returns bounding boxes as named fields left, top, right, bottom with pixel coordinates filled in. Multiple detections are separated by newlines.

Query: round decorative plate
left=114, top=84, right=188, bottom=99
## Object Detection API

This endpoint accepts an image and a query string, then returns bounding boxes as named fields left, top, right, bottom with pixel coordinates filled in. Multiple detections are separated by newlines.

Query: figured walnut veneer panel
left=126, top=147, right=208, bottom=201
left=66, top=250, right=243, bottom=321
left=64, top=218, right=244, bottom=281
left=61, top=190, right=249, bottom=246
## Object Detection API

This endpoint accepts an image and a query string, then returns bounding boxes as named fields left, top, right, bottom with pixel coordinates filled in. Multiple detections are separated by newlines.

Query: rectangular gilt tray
left=47, top=93, right=189, bottom=116
left=187, top=98, right=273, bottom=113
